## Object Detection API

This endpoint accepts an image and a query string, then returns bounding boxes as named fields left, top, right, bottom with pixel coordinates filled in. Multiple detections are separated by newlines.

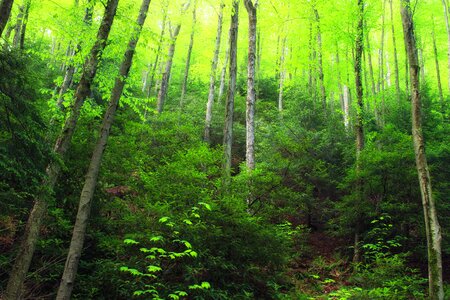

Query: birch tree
left=223, top=0, right=239, bottom=180
left=204, top=1, right=224, bottom=143
left=4, top=1, right=119, bottom=298
left=401, top=1, right=443, bottom=298
left=56, top=0, right=151, bottom=297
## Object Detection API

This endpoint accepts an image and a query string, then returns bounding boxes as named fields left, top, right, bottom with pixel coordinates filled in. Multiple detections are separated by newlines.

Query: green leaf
left=124, top=238, right=139, bottom=245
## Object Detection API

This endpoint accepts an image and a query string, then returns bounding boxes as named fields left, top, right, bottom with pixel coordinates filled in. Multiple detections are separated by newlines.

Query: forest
left=0, top=0, right=449, bottom=298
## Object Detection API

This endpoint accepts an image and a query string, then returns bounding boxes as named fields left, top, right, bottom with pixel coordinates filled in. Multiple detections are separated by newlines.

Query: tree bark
left=180, top=0, right=197, bottom=107
left=204, top=2, right=224, bottom=143
left=389, top=0, right=400, bottom=102
left=0, top=0, right=14, bottom=37
left=218, top=46, right=229, bottom=103
left=145, top=7, right=167, bottom=98
left=156, top=23, right=181, bottom=113
left=365, top=31, right=376, bottom=96
left=57, top=1, right=94, bottom=109
left=223, top=0, right=239, bottom=180
left=244, top=0, right=257, bottom=207
left=12, top=2, right=25, bottom=48
left=401, top=2, right=444, bottom=299
left=4, top=2, right=119, bottom=299
left=314, top=7, right=326, bottom=109
left=278, top=37, right=286, bottom=112
left=432, top=17, right=445, bottom=111
left=378, top=0, right=386, bottom=125
left=56, top=0, right=150, bottom=298
left=442, top=0, right=450, bottom=93
left=353, top=0, right=365, bottom=264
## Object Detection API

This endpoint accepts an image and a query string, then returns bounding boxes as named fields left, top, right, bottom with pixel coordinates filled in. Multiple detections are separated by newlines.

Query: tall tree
left=156, top=1, right=190, bottom=113
left=442, top=0, right=450, bottom=93
left=57, top=1, right=94, bottom=109
left=378, top=0, right=386, bottom=124
left=364, top=31, right=376, bottom=96
left=56, top=0, right=151, bottom=298
left=401, top=1, right=444, bottom=299
left=204, top=1, right=224, bottom=143
left=353, top=0, right=364, bottom=263
left=217, top=46, right=229, bottom=102
left=243, top=0, right=257, bottom=207
left=278, top=36, right=286, bottom=112
left=0, top=0, right=14, bottom=37
left=389, top=0, right=400, bottom=102
left=223, top=0, right=239, bottom=180
left=4, top=1, right=119, bottom=298
left=432, top=16, right=444, bottom=111
left=180, top=0, right=197, bottom=107
left=313, top=6, right=326, bottom=109
left=145, top=3, right=167, bottom=98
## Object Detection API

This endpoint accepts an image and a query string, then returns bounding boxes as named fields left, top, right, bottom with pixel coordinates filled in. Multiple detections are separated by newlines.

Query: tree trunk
left=217, top=47, right=229, bottom=103
left=4, top=1, right=119, bottom=298
left=314, top=7, right=326, bottom=109
left=0, top=0, right=14, bottom=37
left=204, top=2, right=224, bottom=143
left=18, top=0, right=30, bottom=49
left=336, top=44, right=344, bottom=115
left=378, top=0, right=386, bottom=125
left=56, top=0, right=150, bottom=298
left=343, top=85, right=350, bottom=129
left=389, top=0, right=400, bottom=102
left=57, top=2, right=94, bottom=109
left=223, top=0, right=239, bottom=180
left=365, top=31, right=376, bottom=96
left=353, top=0, right=365, bottom=264
left=442, top=0, right=450, bottom=93
left=180, top=0, right=197, bottom=107
left=432, top=17, right=444, bottom=111
left=146, top=8, right=167, bottom=98
left=244, top=0, right=257, bottom=207
left=12, top=3, right=25, bottom=47
left=156, top=23, right=181, bottom=113
left=401, top=2, right=444, bottom=299
left=278, top=37, right=286, bottom=112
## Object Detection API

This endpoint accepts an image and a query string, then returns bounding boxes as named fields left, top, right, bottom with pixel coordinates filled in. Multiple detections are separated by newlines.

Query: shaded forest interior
left=0, top=0, right=449, bottom=298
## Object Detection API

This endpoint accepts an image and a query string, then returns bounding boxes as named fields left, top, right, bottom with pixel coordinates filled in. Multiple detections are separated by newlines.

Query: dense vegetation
left=0, top=0, right=448, bottom=299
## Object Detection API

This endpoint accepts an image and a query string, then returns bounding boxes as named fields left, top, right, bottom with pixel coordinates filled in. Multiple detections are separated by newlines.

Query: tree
left=313, top=6, right=326, bottom=109
left=243, top=0, right=257, bottom=207
left=180, top=0, right=197, bottom=107
left=223, top=0, right=239, bottom=180
left=56, top=0, right=151, bottom=298
left=4, top=1, right=119, bottom=298
left=204, top=1, right=224, bottom=144
left=353, top=0, right=364, bottom=263
left=389, top=0, right=400, bottom=103
left=0, top=0, right=14, bottom=37
left=401, top=1, right=444, bottom=299
left=157, top=1, right=190, bottom=114
left=442, top=0, right=450, bottom=93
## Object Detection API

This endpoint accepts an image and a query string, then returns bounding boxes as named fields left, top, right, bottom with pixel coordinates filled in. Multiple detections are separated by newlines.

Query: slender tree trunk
left=308, top=21, right=314, bottom=98
left=57, top=2, right=94, bottom=109
left=401, top=2, right=444, bottom=299
left=378, top=0, right=386, bottom=125
left=156, top=23, right=181, bottom=113
left=256, top=28, right=261, bottom=83
left=146, top=9, right=167, bottom=98
left=204, top=2, right=224, bottom=143
left=336, top=44, right=344, bottom=115
left=218, top=47, right=229, bottom=103
left=442, top=0, right=450, bottom=93
left=386, top=52, right=391, bottom=87
left=343, top=85, right=350, bottom=128
left=419, top=48, right=425, bottom=82
left=278, top=37, right=286, bottom=112
left=353, top=0, right=365, bottom=264
left=12, top=3, right=25, bottom=47
left=314, top=7, right=326, bottom=109
left=0, top=0, right=14, bottom=37
left=244, top=0, right=257, bottom=207
left=389, top=0, right=400, bottom=102
left=17, top=0, right=30, bottom=49
left=405, top=41, right=410, bottom=93
left=223, top=0, right=239, bottom=180
left=365, top=31, right=376, bottom=96
left=432, top=17, right=444, bottom=111
left=4, top=2, right=119, bottom=299
left=56, top=0, right=150, bottom=298
left=180, top=0, right=197, bottom=107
